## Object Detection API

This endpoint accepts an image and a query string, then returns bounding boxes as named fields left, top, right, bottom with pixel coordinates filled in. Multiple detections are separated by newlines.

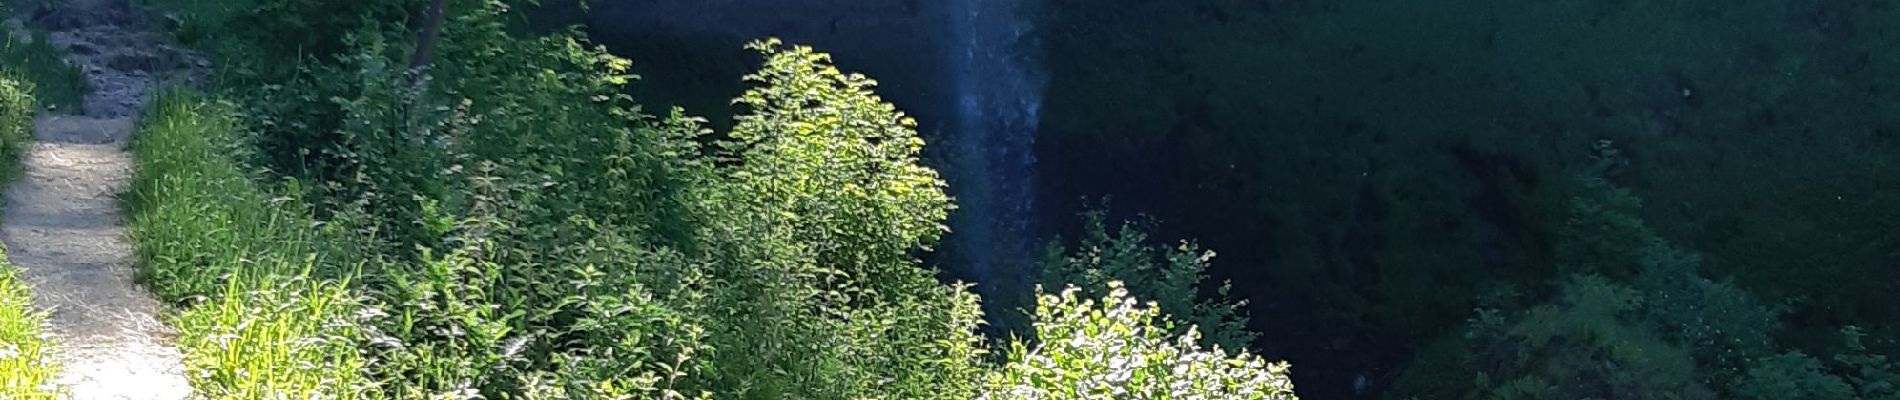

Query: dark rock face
left=579, top=0, right=955, bottom=131
left=592, top=0, right=931, bottom=42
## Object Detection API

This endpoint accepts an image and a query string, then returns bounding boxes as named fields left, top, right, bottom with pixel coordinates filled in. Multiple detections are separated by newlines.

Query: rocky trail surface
left=3, top=0, right=205, bottom=398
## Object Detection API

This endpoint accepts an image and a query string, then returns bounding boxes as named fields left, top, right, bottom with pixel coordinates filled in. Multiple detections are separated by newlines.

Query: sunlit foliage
left=985, top=282, right=1296, bottom=400
left=120, top=1, right=1304, bottom=397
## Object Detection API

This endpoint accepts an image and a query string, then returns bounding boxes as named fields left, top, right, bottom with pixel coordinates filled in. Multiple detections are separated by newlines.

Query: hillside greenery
left=1038, top=1, right=1900, bottom=397
left=120, top=0, right=1298, bottom=398
left=1390, top=177, right=1900, bottom=399
left=14, top=0, right=1883, bottom=398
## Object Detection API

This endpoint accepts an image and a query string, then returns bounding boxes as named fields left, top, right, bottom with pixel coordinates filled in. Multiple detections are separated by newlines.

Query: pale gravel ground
left=2, top=0, right=202, bottom=398
left=3, top=116, right=192, bottom=397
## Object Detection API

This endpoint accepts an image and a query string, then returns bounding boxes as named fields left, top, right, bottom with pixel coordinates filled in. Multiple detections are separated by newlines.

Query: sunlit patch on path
left=1, top=116, right=192, bottom=399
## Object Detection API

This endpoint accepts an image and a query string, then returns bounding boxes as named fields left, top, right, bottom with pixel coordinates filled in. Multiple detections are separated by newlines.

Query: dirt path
left=2, top=1, right=203, bottom=398
left=4, top=116, right=191, bottom=398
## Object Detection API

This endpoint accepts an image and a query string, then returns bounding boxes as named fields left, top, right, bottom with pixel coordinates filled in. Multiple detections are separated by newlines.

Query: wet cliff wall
left=560, top=0, right=952, bottom=134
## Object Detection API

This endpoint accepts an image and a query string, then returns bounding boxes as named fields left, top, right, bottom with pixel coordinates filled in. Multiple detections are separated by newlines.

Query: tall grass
left=0, top=75, right=31, bottom=180
left=0, top=248, right=59, bottom=399
left=129, top=92, right=378, bottom=399
left=0, top=21, right=84, bottom=113
left=0, top=73, right=59, bottom=399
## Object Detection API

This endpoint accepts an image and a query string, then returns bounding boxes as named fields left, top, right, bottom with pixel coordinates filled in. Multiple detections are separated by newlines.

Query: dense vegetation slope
left=27, top=0, right=1886, bottom=398
left=115, top=0, right=1297, bottom=398
left=1037, top=1, right=1900, bottom=397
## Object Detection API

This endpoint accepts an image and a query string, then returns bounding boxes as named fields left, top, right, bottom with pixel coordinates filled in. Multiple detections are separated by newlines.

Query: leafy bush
left=984, top=282, right=1297, bottom=400
left=1733, top=351, right=1855, bottom=400
left=1041, top=209, right=1253, bottom=350
left=712, top=39, right=953, bottom=285
left=1464, top=275, right=1709, bottom=399
left=1836, top=327, right=1900, bottom=400
left=683, top=40, right=986, bottom=399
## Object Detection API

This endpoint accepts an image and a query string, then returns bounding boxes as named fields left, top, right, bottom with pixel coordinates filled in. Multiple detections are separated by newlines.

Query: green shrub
left=684, top=40, right=987, bottom=399
left=984, top=282, right=1297, bottom=400
left=1734, top=351, right=1856, bottom=400
left=1397, top=180, right=1730, bottom=399
left=712, top=39, right=953, bottom=285
left=1467, top=275, right=1708, bottom=399
left=1041, top=208, right=1253, bottom=350
left=1836, top=327, right=1900, bottom=400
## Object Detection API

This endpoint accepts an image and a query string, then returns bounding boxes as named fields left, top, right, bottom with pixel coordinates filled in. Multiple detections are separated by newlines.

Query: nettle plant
left=685, top=39, right=986, bottom=399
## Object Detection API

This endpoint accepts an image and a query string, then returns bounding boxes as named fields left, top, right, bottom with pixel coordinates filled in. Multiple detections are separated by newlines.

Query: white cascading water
left=945, top=0, right=1044, bottom=300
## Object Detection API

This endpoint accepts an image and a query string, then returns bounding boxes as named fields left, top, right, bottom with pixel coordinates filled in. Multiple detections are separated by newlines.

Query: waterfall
left=944, top=0, right=1045, bottom=305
